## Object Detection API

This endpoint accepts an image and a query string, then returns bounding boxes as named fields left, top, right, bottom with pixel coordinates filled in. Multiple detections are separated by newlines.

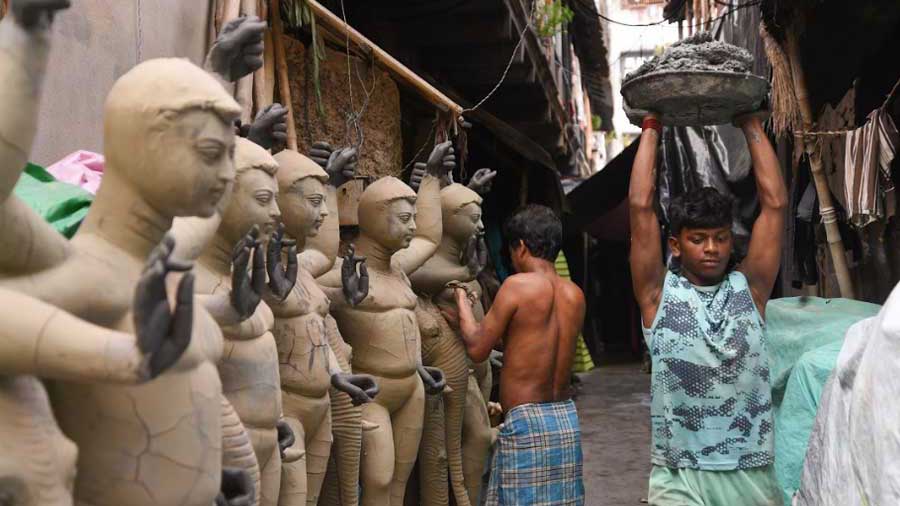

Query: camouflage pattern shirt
left=642, top=270, right=774, bottom=471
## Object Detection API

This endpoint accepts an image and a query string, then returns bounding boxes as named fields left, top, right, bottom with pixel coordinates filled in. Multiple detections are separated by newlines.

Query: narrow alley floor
left=575, top=361, right=652, bottom=505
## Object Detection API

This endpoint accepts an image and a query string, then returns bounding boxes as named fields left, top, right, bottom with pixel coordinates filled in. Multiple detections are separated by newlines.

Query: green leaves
left=532, top=1, right=574, bottom=39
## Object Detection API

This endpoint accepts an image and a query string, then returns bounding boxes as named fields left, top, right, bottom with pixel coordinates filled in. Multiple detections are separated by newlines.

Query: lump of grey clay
left=624, top=32, right=753, bottom=84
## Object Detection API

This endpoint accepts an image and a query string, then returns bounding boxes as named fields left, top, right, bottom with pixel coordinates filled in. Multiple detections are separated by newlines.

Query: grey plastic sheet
left=657, top=124, right=757, bottom=258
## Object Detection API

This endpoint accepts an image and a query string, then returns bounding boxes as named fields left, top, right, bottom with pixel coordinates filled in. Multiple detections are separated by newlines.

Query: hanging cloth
left=843, top=108, right=899, bottom=227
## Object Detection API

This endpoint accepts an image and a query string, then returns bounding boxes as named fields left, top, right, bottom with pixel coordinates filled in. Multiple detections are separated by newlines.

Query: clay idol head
left=103, top=58, right=241, bottom=218
left=358, top=176, right=418, bottom=253
left=440, top=183, right=483, bottom=244
left=273, top=150, right=329, bottom=240
left=220, top=137, right=281, bottom=244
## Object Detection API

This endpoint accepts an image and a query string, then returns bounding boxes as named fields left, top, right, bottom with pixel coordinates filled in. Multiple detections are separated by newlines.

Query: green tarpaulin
left=766, top=297, right=881, bottom=504
left=12, top=163, right=93, bottom=238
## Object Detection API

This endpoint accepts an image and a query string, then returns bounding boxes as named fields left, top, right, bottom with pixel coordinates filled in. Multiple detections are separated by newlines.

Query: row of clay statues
left=0, top=2, right=499, bottom=506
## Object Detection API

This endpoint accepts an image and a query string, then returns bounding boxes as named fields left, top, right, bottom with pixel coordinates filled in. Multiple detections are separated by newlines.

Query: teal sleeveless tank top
left=642, top=270, right=774, bottom=471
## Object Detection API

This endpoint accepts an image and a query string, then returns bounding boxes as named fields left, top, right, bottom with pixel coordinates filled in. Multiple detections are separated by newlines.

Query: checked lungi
left=485, top=399, right=585, bottom=506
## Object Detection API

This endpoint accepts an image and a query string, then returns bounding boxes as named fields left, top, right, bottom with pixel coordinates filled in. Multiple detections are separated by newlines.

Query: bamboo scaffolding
left=785, top=30, right=854, bottom=298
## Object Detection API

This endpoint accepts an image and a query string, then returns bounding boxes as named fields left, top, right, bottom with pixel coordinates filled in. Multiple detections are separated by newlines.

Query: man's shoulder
left=558, top=278, right=585, bottom=306
left=501, top=272, right=553, bottom=293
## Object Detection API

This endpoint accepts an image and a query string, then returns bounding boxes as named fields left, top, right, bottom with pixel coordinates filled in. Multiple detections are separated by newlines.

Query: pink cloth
left=46, top=150, right=105, bottom=194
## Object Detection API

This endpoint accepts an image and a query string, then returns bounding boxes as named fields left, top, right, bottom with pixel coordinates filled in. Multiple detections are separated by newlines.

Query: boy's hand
left=732, top=109, right=771, bottom=129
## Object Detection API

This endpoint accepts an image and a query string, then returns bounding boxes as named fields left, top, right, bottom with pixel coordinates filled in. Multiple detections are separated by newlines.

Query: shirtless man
left=447, top=204, right=586, bottom=506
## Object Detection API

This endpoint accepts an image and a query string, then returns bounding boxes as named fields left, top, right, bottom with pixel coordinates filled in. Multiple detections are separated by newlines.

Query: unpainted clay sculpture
left=190, top=137, right=299, bottom=506
left=409, top=183, right=494, bottom=506
left=318, top=142, right=457, bottom=506
left=0, top=57, right=254, bottom=506
left=267, top=148, right=378, bottom=506
left=0, top=3, right=220, bottom=505
left=303, top=143, right=377, bottom=506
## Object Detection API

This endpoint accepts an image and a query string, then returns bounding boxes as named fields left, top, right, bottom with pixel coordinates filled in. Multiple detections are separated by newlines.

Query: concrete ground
left=575, top=362, right=652, bottom=505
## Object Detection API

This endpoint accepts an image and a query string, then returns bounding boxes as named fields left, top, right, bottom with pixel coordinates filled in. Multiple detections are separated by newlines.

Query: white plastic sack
left=794, top=282, right=900, bottom=505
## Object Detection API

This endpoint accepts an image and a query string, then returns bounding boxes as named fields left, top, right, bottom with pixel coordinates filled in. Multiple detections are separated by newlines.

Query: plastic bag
left=13, top=163, right=93, bottom=238
left=794, top=282, right=900, bottom=505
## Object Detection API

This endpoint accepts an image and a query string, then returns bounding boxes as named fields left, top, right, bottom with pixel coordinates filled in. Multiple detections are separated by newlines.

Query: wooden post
left=785, top=31, right=855, bottom=298
left=271, top=0, right=298, bottom=151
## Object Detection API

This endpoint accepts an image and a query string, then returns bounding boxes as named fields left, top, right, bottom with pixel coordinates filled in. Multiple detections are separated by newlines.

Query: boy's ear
left=668, top=236, right=681, bottom=258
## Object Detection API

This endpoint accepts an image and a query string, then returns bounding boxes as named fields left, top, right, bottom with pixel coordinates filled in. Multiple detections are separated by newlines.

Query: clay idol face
left=283, top=177, right=328, bottom=239
left=143, top=109, right=237, bottom=218
left=222, top=167, right=281, bottom=243
left=446, top=202, right=483, bottom=244
left=385, top=198, right=417, bottom=251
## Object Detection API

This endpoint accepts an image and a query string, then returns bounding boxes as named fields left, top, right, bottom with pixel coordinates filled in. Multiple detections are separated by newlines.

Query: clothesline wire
left=598, top=0, right=761, bottom=28
left=794, top=76, right=900, bottom=138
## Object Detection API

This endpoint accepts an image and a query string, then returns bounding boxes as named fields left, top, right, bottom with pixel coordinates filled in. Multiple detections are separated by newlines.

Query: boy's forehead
left=680, top=226, right=733, bottom=235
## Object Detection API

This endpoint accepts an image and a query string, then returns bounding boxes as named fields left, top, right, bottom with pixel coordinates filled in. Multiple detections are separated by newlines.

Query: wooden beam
left=306, top=0, right=463, bottom=116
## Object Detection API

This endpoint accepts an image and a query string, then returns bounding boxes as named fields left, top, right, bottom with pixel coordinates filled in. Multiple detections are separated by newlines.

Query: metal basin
left=622, top=70, right=770, bottom=126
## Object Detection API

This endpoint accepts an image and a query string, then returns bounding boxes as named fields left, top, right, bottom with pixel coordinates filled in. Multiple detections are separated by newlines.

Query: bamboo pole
left=785, top=30, right=855, bottom=298
left=262, top=28, right=276, bottom=106
left=304, top=0, right=463, bottom=116
left=235, top=0, right=257, bottom=124
left=223, top=0, right=240, bottom=24
left=271, top=0, right=298, bottom=151
left=251, top=0, right=269, bottom=113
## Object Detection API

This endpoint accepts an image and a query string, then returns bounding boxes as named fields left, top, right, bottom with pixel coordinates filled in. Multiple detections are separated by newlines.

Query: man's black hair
left=669, top=187, right=734, bottom=236
left=504, top=204, right=562, bottom=262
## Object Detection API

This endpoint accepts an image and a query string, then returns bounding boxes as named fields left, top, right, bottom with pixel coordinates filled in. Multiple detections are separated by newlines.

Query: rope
left=461, top=19, right=530, bottom=114
left=339, top=0, right=376, bottom=151
left=403, top=121, right=436, bottom=171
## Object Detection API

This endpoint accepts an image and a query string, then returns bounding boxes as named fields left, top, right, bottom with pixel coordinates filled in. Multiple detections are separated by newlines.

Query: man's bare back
left=494, top=272, right=585, bottom=410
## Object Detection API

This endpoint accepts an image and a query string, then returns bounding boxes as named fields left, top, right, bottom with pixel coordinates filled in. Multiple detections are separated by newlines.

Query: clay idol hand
left=230, top=225, right=266, bottom=319
left=308, top=141, right=333, bottom=169
left=266, top=223, right=298, bottom=301
left=215, top=467, right=255, bottom=506
left=11, top=0, right=70, bottom=30
left=133, top=235, right=194, bottom=380
left=326, top=146, right=359, bottom=188
left=247, top=103, right=289, bottom=152
left=418, top=365, right=447, bottom=395
left=341, top=245, right=369, bottom=306
left=206, top=16, right=266, bottom=82
left=467, top=168, right=497, bottom=196
left=461, top=234, right=489, bottom=277
left=276, top=419, right=296, bottom=460
left=331, top=373, right=380, bottom=406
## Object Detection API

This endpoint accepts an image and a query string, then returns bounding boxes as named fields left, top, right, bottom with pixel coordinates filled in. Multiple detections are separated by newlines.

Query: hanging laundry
left=843, top=108, right=899, bottom=227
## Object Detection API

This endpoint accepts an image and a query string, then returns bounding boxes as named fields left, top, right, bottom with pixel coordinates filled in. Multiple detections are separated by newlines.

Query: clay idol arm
left=0, top=5, right=53, bottom=201
left=0, top=280, right=193, bottom=384
left=0, top=6, right=72, bottom=274
left=392, top=173, right=443, bottom=275
left=0, top=287, right=146, bottom=382
left=301, top=184, right=340, bottom=277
